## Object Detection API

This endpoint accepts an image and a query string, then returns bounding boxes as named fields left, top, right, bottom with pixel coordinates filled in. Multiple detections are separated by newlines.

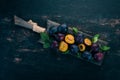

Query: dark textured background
left=0, top=0, right=120, bottom=80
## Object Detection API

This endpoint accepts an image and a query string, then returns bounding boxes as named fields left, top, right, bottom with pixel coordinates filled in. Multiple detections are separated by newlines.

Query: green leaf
left=72, top=27, right=78, bottom=33
left=92, top=34, right=100, bottom=43
left=43, top=43, right=50, bottom=48
left=40, top=32, right=52, bottom=48
left=40, top=32, right=49, bottom=42
left=100, top=45, right=110, bottom=51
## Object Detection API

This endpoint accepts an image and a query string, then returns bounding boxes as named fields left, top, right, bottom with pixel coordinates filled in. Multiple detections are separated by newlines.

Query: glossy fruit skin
left=82, top=51, right=92, bottom=60
left=75, top=33, right=84, bottom=44
left=51, top=41, right=59, bottom=48
left=91, top=43, right=99, bottom=53
left=54, top=33, right=65, bottom=41
left=57, top=24, right=68, bottom=33
left=70, top=45, right=79, bottom=54
left=58, top=33, right=65, bottom=41
left=48, top=27, right=57, bottom=36
left=94, top=52, right=104, bottom=61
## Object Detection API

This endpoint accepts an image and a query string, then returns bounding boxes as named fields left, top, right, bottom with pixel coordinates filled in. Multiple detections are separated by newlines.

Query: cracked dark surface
left=0, top=0, right=120, bottom=80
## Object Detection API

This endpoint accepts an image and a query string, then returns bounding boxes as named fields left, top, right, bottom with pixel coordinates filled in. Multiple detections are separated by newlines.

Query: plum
left=57, top=24, right=68, bottom=33
left=94, top=52, right=104, bottom=61
left=54, top=33, right=65, bottom=41
left=70, top=45, right=79, bottom=54
left=51, top=41, right=59, bottom=48
left=75, top=33, right=84, bottom=44
left=82, top=51, right=92, bottom=60
left=91, top=43, right=99, bottom=53
left=48, top=27, right=57, bottom=36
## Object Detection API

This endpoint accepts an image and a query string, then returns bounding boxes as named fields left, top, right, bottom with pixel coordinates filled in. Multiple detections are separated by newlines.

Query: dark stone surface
left=0, top=0, right=120, bottom=80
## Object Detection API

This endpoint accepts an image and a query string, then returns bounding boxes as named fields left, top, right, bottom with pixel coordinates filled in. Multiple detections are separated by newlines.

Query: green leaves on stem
left=72, top=27, right=79, bottom=34
left=100, top=45, right=110, bottom=51
left=40, top=32, right=51, bottom=48
left=92, top=34, right=100, bottom=43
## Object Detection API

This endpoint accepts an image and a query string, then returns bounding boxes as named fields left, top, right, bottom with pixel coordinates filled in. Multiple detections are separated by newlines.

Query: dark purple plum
left=70, top=45, right=79, bottom=54
left=94, top=52, right=104, bottom=61
left=51, top=41, right=59, bottom=48
left=91, top=43, right=99, bottom=54
left=57, top=24, right=68, bottom=33
left=75, top=33, right=84, bottom=44
left=48, top=27, right=57, bottom=36
left=54, top=33, right=65, bottom=41
left=82, top=51, right=92, bottom=60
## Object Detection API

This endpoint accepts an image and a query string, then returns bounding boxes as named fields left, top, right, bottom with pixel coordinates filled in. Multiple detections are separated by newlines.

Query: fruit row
left=47, top=24, right=108, bottom=64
